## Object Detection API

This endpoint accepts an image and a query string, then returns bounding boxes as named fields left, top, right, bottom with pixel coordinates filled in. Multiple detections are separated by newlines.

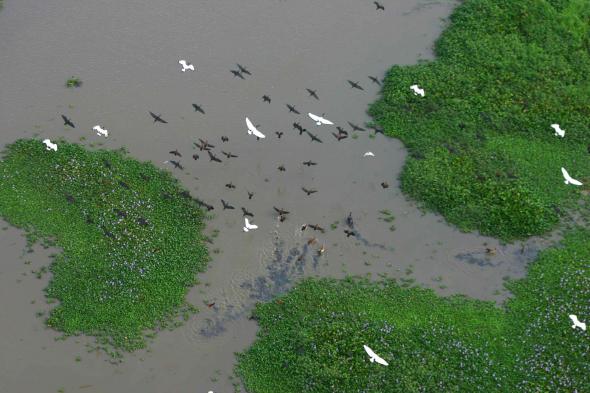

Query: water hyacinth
left=0, top=139, right=209, bottom=356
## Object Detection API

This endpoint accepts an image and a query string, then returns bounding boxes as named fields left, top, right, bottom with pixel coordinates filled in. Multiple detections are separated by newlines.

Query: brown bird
left=381, top=182, right=389, bottom=189
left=222, top=151, right=238, bottom=158
left=221, top=136, right=229, bottom=143
left=302, top=187, right=317, bottom=196
left=247, top=191, right=254, bottom=200
left=241, top=207, right=254, bottom=217
left=302, top=160, right=317, bottom=166
left=336, top=126, right=349, bottom=136
left=374, top=1, right=385, bottom=11
left=274, top=206, right=290, bottom=216
left=301, top=224, right=308, bottom=231
left=192, top=153, right=199, bottom=160
left=221, top=199, right=235, bottom=210
left=169, top=149, right=182, bottom=157
left=207, top=302, right=215, bottom=308
left=225, top=182, right=236, bottom=189
left=332, top=132, right=347, bottom=141
left=263, top=95, right=271, bottom=103
left=208, top=150, right=222, bottom=163
left=309, top=224, right=325, bottom=233
left=348, top=122, right=365, bottom=132
left=275, top=131, right=284, bottom=139
left=278, top=165, right=286, bottom=172
left=169, top=160, right=184, bottom=170
left=307, top=237, right=317, bottom=245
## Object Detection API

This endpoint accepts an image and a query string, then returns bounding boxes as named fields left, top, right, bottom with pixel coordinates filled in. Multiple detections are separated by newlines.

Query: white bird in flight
left=243, top=217, right=258, bottom=232
left=363, top=345, right=388, bottom=366
left=561, top=167, right=583, bottom=186
left=410, top=84, right=425, bottom=97
left=42, top=139, right=57, bottom=151
left=551, top=124, right=565, bottom=138
left=308, top=113, right=334, bottom=126
left=179, top=60, right=195, bottom=72
left=246, top=117, right=266, bottom=139
left=93, top=125, right=108, bottom=138
left=364, top=152, right=375, bottom=157
left=569, top=314, right=586, bottom=331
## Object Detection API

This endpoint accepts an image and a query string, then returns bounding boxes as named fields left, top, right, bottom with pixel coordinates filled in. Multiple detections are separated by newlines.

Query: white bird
left=308, top=113, right=334, bottom=126
left=410, top=84, right=425, bottom=97
left=243, top=217, right=258, bottom=232
left=364, top=152, right=375, bottom=157
left=179, top=60, right=195, bottom=72
left=246, top=117, right=266, bottom=139
left=551, top=123, right=565, bottom=138
left=363, top=345, right=388, bottom=366
left=93, top=125, right=108, bottom=138
left=561, top=167, right=583, bottom=186
left=42, top=139, right=57, bottom=151
left=569, top=314, right=586, bottom=331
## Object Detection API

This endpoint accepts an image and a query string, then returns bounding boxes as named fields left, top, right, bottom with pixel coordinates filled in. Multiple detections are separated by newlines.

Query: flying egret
left=410, top=84, right=425, bottom=97
left=243, top=217, right=258, bottom=232
left=179, top=60, right=195, bottom=72
left=561, top=167, right=583, bottom=186
left=363, top=345, right=388, bottom=366
left=364, top=152, right=375, bottom=157
left=93, top=125, right=108, bottom=138
left=246, top=117, right=266, bottom=139
left=569, top=314, right=586, bottom=331
left=308, top=113, right=334, bottom=126
left=42, top=139, right=57, bottom=151
left=551, top=124, right=565, bottom=138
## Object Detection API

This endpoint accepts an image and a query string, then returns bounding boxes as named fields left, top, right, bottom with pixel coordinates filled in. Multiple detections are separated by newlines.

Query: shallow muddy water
left=0, top=0, right=561, bottom=392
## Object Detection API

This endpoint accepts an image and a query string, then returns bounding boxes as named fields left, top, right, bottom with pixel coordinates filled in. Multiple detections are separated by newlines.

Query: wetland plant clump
left=65, top=76, right=82, bottom=88
left=235, top=228, right=590, bottom=392
left=368, top=0, right=590, bottom=241
left=0, top=139, right=209, bottom=355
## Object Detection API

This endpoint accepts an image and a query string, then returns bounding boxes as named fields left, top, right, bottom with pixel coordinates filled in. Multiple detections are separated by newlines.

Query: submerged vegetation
left=369, top=0, right=590, bottom=241
left=0, top=139, right=209, bottom=356
left=236, top=228, right=590, bottom=392
left=66, top=76, right=82, bottom=88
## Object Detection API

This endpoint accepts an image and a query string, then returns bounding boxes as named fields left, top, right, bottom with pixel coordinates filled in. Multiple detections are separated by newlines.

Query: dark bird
left=225, top=182, right=236, bottom=189
left=306, top=88, right=319, bottom=100
left=169, top=149, right=182, bottom=157
left=369, top=76, right=382, bottom=86
left=381, top=182, right=389, bottom=189
left=347, top=80, right=364, bottom=90
left=274, top=206, right=290, bottom=216
left=278, top=165, right=286, bottom=172
left=344, top=229, right=356, bottom=237
left=192, top=153, right=199, bottom=160
left=247, top=191, right=254, bottom=200
left=307, top=131, right=323, bottom=143
left=336, top=126, right=349, bottom=136
left=195, top=198, right=214, bottom=211
left=221, top=199, right=235, bottom=210
left=61, top=115, right=75, bottom=128
left=118, top=180, right=130, bottom=190
left=275, top=131, right=284, bottom=139
left=279, top=214, right=287, bottom=222
left=293, top=122, right=304, bottom=132
left=348, top=122, right=366, bottom=132
left=241, top=207, right=254, bottom=217
left=231, top=69, right=245, bottom=79
left=263, top=95, right=271, bottom=103
left=374, top=1, right=385, bottom=10
left=307, top=237, right=317, bottom=245
left=114, top=209, right=127, bottom=218
left=137, top=217, right=149, bottom=226
left=309, top=224, right=325, bottom=233
left=192, top=104, right=205, bottom=114
left=207, top=302, right=216, bottom=308
left=169, top=160, right=184, bottom=170
left=65, top=193, right=75, bottom=204
left=149, top=111, right=168, bottom=123
left=199, top=138, right=215, bottom=149
left=302, top=160, right=317, bottom=166
left=301, top=224, right=308, bottom=231
left=346, top=212, right=354, bottom=228
left=332, top=132, right=347, bottom=141
left=222, top=151, right=238, bottom=158
left=302, top=187, right=317, bottom=195
left=221, top=136, right=229, bottom=143
left=208, top=150, right=222, bottom=163
left=236, top=63, right=251, bottom=75
left=286, top=104, right=300, bottom=114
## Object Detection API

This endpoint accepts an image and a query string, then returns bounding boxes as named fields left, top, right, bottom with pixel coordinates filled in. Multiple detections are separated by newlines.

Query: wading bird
left=42, top=139, right=58, bottom=151
left=569, top=314, right=586, bottom=331
left=348, top=122, right=365, bottom=132
left=208, top=150, right=222, bottom=163
left=179, top=60, right=195, bottom=72
left=363, top=345, right=388, bottom=366
left=246, top=117, right=266, bottom=139
left=236, top=63, right=251, bottom=75
left=347, top=80, right=364, bottom=90
left=61, top=115, right=75, bottom=128
left=241, top=207, right=254, bottom=217
left=231, top=69, right=245, bottom=79
left=369, top=76, right=381, bottom=85
left=222, top=151, right=238, bottom=158
left=302, top=187, right=317, bottom=196
left=551, top=123, right=565, bottom=138
left=169, top=149, right=182, bottom=157
left=243, top=217, right=258, bottom=232
left=263, top=95, right=271, bottom=103
left=192, top=104, right=205, bottom=114
left=286, top=104, right=300, bottom=114
left=93, top=125, right=108, bottom=137
left=221, top=199, right=235, bottom=210
left=306, top=89, right=319, bottom=100
left=308, top=113, right=334, bottom=126
left=149, top=111, right=168, bottom=123
left=302, top=160, right=317, bottom=166
left=275, top=131, right=283, bottom=139
left=410, top=84, right=425, bottom=97
left=364, top=152, right=375, bottom=157
left=561, top=167, right=583, bottom=186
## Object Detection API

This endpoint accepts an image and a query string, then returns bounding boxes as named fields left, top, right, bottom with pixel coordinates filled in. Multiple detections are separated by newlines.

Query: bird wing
left=308, top=113, right=320, bottom=122
left=253, top=128, right=266, bottom=138
left=320, top=118, right=334, bottom=125
left=246, top=117, right=256, bottom=131
left=245, top=218, right=250, bottom=227
left=561, top=167, right=570, bottom=180
left=570, top=177, right=583, bottom=186
left=364, top=152, right=375, bottom=157
left=375, top=356, right=389, bottom=366
left=363, top=345, right=376, bottom=358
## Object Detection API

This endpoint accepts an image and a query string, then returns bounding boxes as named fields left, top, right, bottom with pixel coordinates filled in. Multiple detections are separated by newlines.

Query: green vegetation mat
left=236, top=228, right=590, bottom=392
left=368, top=0, right=590, bottom=241
left=0, top=139, right=210, bottom=357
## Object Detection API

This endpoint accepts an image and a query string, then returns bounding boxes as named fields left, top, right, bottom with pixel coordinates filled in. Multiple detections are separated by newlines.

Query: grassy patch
left=0, top=139, right=209, bottom=356
left=235, top=228, right=590, bottom=392
left=65, top=77, right=82, bottom=88
left=368, top=0, right=590, bottom=241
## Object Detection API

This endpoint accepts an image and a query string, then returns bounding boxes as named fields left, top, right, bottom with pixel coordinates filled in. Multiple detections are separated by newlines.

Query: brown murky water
left=0, top=0, right=561, bottom=392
